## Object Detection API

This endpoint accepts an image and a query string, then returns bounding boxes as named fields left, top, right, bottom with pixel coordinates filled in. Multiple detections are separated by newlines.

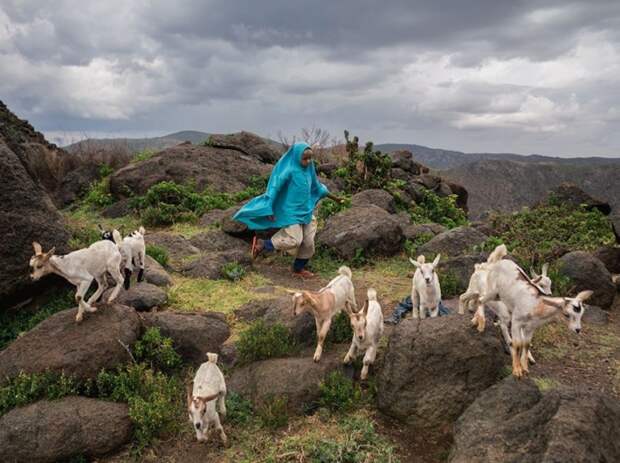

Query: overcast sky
left=1, top=1, right=619, bottom=156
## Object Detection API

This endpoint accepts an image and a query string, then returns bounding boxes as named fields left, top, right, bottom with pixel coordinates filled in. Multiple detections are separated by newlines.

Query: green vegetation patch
left=236, top=320, right=298, bottom=365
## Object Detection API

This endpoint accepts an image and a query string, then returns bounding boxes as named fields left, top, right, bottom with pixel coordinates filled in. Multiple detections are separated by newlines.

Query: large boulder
left=0, top=102, right=71, bottom=304
left=548, top=183, right=611, bottom=215
left=227, top=346, right=347, bottom=414
left=142, top=311, right=230, bottom=364
left=417, top=226, right=488, bottom=257
left=350, top=189, right=397, bottom=213
left=145, top=232, right=200, bottom=268
left=557, top=251, right=615, bottom=309
left=376, top=316, right=505, bottom=436
left=181, top=230, right=251, bottom=279
left=206, top=131, right=283, bottom=164
left=143, top=255, right=172, bottom=287
left=437, top=254, right=487, bottom=292
left=593, top=246, right=620, bottom=274
left=388, top=150, right=428, bottom=175
left=234, top=296, right=315, bottom=346
left=109, top=143, right=271, bottom=198
left=451, top=377, right=620, bottom=463
left=110, top=282, right=167, bottom=311
left=0, top=304, right=141, bottom=382
left=318, top=205, right=404, bottom=259
left=57, top=163, right=101, bottom=205
left=402, top=223, right=446, bottom=242
left=0, top=397, right=132, bottom=463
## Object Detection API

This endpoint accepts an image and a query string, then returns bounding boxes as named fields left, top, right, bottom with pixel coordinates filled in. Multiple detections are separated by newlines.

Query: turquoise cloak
left=233, top=142, right=329, bottom=230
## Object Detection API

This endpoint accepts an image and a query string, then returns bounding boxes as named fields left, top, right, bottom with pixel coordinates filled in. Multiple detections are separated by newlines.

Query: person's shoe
left=292, top=269, right=316, bottom=279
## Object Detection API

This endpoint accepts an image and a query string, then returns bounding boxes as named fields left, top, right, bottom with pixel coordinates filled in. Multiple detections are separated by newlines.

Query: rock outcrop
left=557, top=251, right=615, bottom=309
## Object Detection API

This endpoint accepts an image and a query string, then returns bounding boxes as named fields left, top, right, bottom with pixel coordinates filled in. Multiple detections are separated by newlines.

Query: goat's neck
left=48, top=255, right=83, bottom=283
left=531, top=298, right=562, bottom=321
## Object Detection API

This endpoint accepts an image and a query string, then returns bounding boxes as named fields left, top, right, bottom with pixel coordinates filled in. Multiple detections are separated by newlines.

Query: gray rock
left=592, top=246, right=620, bottom=274
left=350, top=189, right=397, bottom=213
left=180, top=250, right=251, bottom=280
left=318, top=205, right=404, bottom=259
left=112, top=282, right=167, bottom=311
left=451, top=377, right=620, bottom=463
left=418, top=226, right=488, bottom=257
left=403, top=223, right=446, bottom=242
left=0, top=304, right=141, bottom=382
left=146, top=232, right=200, bottom=263
left=0, top=397, right=132, bottom=463
left=558, top=251, right=615, bottom=309
left=142, top=311, right=230, bottom=364
left=143, top=255, right=172, bottom=287
left=376, top=316, right=505, bottom=436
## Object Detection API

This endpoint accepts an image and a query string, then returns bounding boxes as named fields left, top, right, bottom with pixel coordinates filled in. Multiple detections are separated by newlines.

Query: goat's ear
left=343, top=301, right=353, bottom=316
left=542, top=263, right=549, bottom=276
left=186, top=386, right=193, bottom=409
left=576, top=290, right=593, bottom=302
left=97, top=224, right=105, bottom=232
left=409, top=257, right=420, bottom=268
left=432, top=254, right=441, bottom=267
left=44, top=247, right=55, bottom=259
left=542, top=297, right=564, bottom=309
left=530, top=267, right=539, bottom=279
left=361, top=300, right=369, bottom=316
left=32, top=242, right=43, bottom=256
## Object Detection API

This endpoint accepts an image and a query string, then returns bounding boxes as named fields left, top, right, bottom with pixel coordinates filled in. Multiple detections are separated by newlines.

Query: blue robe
left=233, top=142, right=329, bottom=230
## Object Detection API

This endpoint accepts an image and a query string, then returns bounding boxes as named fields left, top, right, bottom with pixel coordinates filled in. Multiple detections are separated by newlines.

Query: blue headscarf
left=233, top=142, right=329, bottom=230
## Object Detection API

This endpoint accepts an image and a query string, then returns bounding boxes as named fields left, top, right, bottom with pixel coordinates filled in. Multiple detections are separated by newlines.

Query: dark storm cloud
left=0, top=0, right=619, bottom=155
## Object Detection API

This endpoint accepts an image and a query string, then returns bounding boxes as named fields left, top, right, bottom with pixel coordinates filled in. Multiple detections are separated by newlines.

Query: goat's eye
left=573, top=304, right=581, bottom=313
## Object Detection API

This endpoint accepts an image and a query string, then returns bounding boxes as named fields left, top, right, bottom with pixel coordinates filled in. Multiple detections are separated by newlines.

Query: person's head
left=300, top=147, right=313, bottom=167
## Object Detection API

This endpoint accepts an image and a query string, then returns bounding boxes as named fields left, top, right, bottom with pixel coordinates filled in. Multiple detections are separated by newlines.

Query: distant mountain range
left=375, top=143, right=620, bottom=170
left=64, top=130, right=210, bottom=153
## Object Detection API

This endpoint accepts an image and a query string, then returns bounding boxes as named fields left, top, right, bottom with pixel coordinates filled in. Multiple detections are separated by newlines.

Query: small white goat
left=29, top=237, right=124, bottom=323
left=471, top=245, right=593, bottom=378
left=343, top=288, right=384, bottom=380
left=410, top=254, right=441, bottom=319
left=187, top=353, right=227, bottom=445
left=290, top=266, right=357, bottom=362
left=99, top=225, right=146, bottom=290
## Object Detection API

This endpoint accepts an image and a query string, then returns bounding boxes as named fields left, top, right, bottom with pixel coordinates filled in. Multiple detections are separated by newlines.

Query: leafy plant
left=473, top=235, right=505, bottom=254
left=83, top=177, right=114, bottom=208
left=326, top=311, right=353, bottom=344
left=256, top=394, right=289, bottom=429
left=404, top=233, right=434, bottom=257
left=438, top=270, right=463, bottom=298
left=236, top=320, right=298, bottom=364
left=318, top=371, right=361, bottom=412
left=145, top=244, right=169, bottom=267
left=133, top=327, right=182, bottom=372
left=225, top=392, right=254, bottom=425
left=132, top=148, right=156, bottom=163
left=221, top=262, right=246, bottom=281
left=410, top=190, right=468, bottom=229
left=317, top=195, right=352, bottom=221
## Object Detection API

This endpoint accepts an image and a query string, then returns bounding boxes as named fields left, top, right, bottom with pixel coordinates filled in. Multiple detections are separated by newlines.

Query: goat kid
left=290, top=266, right=357, bottom=362
left=187, top=353, right=228, bottom=445
left=472, top=246, right=592, bottom=378
left=343, top=288, right=384, bottom=380
left=99, top=225, right=146, bottom=290
left=410, top=254, right=441, bottom=319
left=29, top=236, right=124, bottom=323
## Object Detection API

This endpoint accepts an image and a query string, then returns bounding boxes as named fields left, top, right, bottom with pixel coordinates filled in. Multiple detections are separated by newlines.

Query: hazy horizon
left=2, top=1, right=620, bottom=158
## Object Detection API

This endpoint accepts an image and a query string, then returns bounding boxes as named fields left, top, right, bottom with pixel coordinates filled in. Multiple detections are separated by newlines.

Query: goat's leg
left=411, top=289, right=419, bottom=319
left=137, top=250, right=145, bottom=282
left=86, top=276, right=107, bottom=309
left=75, top=279, right=93, bottom=323
left=313, top=318, right=332, bottom=362
left=458, top=293, right=467, bottom=315
left=217, top=393, right=227, bottom=417
left=510, top=322, right=524, bottom=378
left=361, top=346, right=377, bottom=380
left=214, top=413, right=228, bottom=446
left=107, top=265, right=124, bottom=303
left=471, top=303, right=486, bottom=332
left=197, top=421, right=209, bottom=442
left=429, top=306, right=439, bottom=318
left=343, top=342, right=358, bottom=364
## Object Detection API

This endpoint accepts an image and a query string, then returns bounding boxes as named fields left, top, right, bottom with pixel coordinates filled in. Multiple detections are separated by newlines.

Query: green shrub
left=473, top=235, right=505, bottom=254
left=133, top=327, right=182, bottom=372
left=490, top=203, right=614, bottom=266
left=318, top=371, right=362, bottom=413
left=309, top=246, right=343, bottom=277
left=404, top=233, right=434, bottom=257
left=337, top=130, right=393, bottom=193
left=221, top=261, right=246, bottom=281
left=410, top=190, right=468, bottom=229
left=439, top=270, right=463, bottom=298
left=132, top=148, right=156, bottom=163
left=225, top=392, right=254, bottom=425
left=547, top=264, right=574, bottom=296
left=68, top=223, right=100, bottom=250
left=83, top=177, right=114, bottom=208
left=0, top=290, right=74, bottom=350
left=326, top=311, right=353, bottom=344
left=317, top=195, right=352, bottom=221
left=145, top=244, right=168, bottom=267
left=256, top=394, right=289, bottom=429
left=236, top=321, right=297, bottom=364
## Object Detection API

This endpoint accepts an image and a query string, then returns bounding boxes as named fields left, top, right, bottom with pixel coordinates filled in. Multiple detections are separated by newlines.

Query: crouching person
left=233, top=142, right=342, bottom=279
left=188, top=353, right=228, bottom=446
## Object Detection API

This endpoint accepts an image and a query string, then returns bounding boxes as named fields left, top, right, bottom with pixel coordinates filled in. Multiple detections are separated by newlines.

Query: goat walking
left=410, top=254, right=441, bottom=319
left=99, top=225, right=146, bottom=289
left=188, top=353, right=228, bottom=445
left=290, top=266, right=357, bottom=362
left=29, top=236, right=124, bottom=323
left=343, top=288, right=384, bottom=380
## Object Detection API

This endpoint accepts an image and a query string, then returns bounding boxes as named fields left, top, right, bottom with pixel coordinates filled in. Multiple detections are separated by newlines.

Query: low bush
left=325, top=311, right=353, bottom=345
left=438, top=270, right=463, bottom=298
left=221, top=261, right=246, bottom=281
left=225, top=392, right=254, bottom=425
left=133, top=327, right=182, bottom=372
left=317, top=195, right=352, bottom=221
left=404, top=233, right=434, bottom=257
left=145, top=244, right=169, bottom=267
left=410, top=190, right=468, bottom=229
left=236, top=320, right=298, bottom=364
left=317, top=371, right=362, bottom=413
left=256, top=394, right=289, bottom=429
left=132, top=148, right=156, bottom=163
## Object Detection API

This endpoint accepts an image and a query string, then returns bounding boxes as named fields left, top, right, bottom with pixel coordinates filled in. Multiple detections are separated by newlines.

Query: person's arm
left=326, top=192, right=346, bottom=203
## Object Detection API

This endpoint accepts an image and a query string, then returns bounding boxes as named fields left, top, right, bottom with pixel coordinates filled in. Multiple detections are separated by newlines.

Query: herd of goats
left=27, top=225, right=593, bottom=444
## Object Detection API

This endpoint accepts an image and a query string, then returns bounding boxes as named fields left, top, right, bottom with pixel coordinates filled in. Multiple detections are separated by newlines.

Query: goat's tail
left=206, top=352, right=219, bottom=364
left=112, top=229, right=123, bottom=245
left=367, top=288, right=377, bottom=301
left=338, top=266, right=352, bottom=279
left=487, top=244, right=507, bottom=264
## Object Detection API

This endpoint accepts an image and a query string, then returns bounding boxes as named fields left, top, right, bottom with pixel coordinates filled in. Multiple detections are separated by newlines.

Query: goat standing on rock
left=410, top=254, right=441, bottom=319
left=344, top=288, right=384, bottom=380
left=99, top=225, right=146, bottom=289
left=29, top=235, right=124, bottom=323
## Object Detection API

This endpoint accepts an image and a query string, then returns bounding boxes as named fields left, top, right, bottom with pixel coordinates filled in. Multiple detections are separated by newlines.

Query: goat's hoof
left=313, top=354, right=321, bottom=362
left=75, top=314, right=83, bottom=323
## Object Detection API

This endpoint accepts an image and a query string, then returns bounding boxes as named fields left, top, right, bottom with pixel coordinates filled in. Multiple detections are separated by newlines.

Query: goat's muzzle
left=194, top=422, right=201, bottom=430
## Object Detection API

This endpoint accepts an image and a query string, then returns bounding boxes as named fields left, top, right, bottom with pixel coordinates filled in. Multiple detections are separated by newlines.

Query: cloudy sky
left=1, top=0, right=619, bottom=156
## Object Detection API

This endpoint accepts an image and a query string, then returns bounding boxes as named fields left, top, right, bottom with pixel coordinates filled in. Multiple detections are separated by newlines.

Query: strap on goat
left=516, top=265, right=552, bottom=295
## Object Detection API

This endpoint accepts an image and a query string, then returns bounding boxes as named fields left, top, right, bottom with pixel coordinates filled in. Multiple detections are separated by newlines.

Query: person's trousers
left=270, top=216, right=317, bottom=259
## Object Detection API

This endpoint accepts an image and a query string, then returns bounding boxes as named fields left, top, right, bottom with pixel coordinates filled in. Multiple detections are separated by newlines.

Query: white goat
left=99, top=225, right=146, bottom=289
left=290, top=266, right=357, bottom=362
left=410, top=254, right=441, bottom=319
left=343, top=288, right=384, bottom=380
left=471, top=245, right=593, bottom=378
left=187, top=353, right=227, bottom=445
left=29, top=237, right=124, bottom=323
